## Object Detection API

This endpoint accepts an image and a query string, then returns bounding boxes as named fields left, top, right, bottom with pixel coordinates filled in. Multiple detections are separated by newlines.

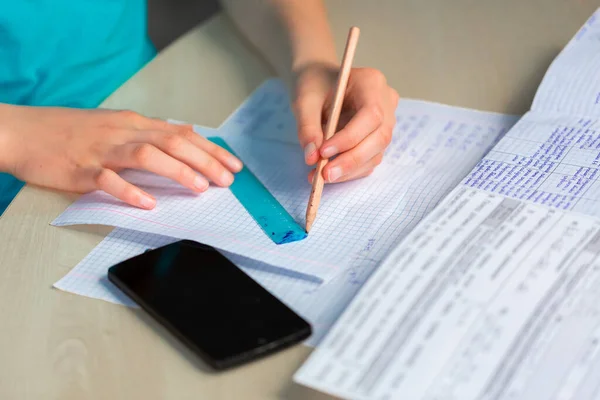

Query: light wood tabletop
left=1, top=1, right=598, bottom=399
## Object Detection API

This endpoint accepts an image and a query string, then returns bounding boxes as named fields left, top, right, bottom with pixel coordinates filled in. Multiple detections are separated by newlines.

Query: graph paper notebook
left=52, top=93, right=518, bottom=345
left=52, top=80, right=517, bottom=284
left=294, top=8, right=600, bottom=400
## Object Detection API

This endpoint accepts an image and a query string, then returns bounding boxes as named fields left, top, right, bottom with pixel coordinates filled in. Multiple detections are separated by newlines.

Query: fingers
left=116, top=111, right=243, bottom=174
left=314, top=68, right=398, bottom=182
left=176, top=127, right=243, bottom=173
left=319, top=104, right=384, bottom=159
left=110, top=142, right=211, bottom=191
left=93, top=168, right=157, bottom=209
left=307, top=153, right=383, bottom=183
left=322, top=126, right=390, bottom=183
left=293, top=93, right=326, bottom=165
left=329, top=161, right=377, bottom=183
left=128, top=130, right=238, bottom=187
left=142, top=120, right=244, bottom=173
left=336, top=164, right=377, bottom=182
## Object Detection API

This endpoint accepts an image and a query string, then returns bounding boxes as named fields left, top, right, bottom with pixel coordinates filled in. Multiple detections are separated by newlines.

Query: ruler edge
left=207, top=136, right=308, bottom=245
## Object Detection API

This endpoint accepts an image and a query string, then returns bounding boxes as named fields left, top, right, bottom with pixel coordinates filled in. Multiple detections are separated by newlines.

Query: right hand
left=0, top=105, right=243, bottom=209
left=292, top=63, right=399, bottom=184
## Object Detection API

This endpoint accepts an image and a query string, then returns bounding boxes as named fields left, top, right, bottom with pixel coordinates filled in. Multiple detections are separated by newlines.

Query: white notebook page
left=52, top=80, right=518, bottom=283
left=52, top=86, right=518, bottom=345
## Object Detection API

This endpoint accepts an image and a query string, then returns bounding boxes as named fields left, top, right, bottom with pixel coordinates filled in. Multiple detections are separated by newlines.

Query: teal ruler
left=208, top=137, right=307, bottom=245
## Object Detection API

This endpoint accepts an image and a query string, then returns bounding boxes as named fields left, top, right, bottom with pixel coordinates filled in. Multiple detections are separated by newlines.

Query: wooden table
left=1, top=1, right=598, bottom=399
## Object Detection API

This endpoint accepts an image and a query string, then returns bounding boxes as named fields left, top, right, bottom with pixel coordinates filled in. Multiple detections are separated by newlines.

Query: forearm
left=219, top=0, right=338, bottom=86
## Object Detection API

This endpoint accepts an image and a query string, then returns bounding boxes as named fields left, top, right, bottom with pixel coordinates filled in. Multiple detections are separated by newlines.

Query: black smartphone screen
left=107, top=240, right=311, bottom=370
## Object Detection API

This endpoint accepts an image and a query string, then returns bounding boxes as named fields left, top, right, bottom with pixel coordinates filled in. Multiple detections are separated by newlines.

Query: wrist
left=274, top=0, right=338, bottom=72
left=0, top=103, right=18, bottom=174
left=291, top=34, right=338, bottom=71
left=291, top=32, right=338, bottom=73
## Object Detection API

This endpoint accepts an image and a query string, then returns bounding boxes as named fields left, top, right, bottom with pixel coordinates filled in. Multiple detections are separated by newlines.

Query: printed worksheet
left=295, top=186, right=600, bottom=400
left=52, top=79, right=518, bottom=284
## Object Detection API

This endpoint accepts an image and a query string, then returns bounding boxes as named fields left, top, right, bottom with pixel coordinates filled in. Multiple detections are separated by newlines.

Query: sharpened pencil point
left=306, top=220, right=313, bottom=233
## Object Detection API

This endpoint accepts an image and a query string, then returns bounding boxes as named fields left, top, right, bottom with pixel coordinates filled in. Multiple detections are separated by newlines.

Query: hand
left=293, top=63, right=399, bottom=183
left=0, top=105, right=243, bottom=209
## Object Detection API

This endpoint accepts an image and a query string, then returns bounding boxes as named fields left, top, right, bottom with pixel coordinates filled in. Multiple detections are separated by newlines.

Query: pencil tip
left=306, top=220, right=312, bottom=233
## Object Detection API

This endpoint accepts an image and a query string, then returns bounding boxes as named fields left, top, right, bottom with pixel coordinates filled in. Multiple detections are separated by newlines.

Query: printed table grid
left=463, top=112, right=600, bottom=215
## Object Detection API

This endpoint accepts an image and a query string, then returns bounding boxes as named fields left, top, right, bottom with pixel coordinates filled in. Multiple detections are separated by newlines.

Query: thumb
left=294, top=94, right=325, bottom=166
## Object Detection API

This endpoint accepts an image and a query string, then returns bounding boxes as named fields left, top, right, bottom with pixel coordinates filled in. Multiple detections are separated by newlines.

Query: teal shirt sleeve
left=0, top=0, right=157, bottom=215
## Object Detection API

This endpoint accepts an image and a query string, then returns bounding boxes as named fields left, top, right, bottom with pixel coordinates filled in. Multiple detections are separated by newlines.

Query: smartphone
left=107, top=240, right=311, bottom=370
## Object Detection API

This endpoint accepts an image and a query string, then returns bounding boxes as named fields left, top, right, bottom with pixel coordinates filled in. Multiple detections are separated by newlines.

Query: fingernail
left=228, top=157, right=243, bottom=172
left=321, top=145, right=338, bottom=158
left=304, top=142, right=316, bottom=162
left=221, top=170, right=234, bottom=186
left=194, top=175, right=209, bottom=191
left=328, top=167, right=342, bottom=182
left=308, top=168, right=315, bottom=183
left=139, top=194, right=156, bottom=209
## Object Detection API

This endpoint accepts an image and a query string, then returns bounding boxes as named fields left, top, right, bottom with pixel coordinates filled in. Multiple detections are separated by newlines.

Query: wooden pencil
left=305, top=26, right=360, bottom=233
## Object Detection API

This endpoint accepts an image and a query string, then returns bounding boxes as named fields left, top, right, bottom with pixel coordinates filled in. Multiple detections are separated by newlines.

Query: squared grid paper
left=54, top=81, right=519, bottom=346
left=54, top=229, right=175, bottom=307
left=53, top=228, right=319, bottom=311
left=52, top=78, right=518, bottom=284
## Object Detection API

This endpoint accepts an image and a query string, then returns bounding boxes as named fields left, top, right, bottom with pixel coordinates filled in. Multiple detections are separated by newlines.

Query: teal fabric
left=0, top=0, right=157, bottom=215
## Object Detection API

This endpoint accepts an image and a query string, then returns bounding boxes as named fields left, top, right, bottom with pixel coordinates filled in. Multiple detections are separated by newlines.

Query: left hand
left=293, top=62, right=399, bottom=183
